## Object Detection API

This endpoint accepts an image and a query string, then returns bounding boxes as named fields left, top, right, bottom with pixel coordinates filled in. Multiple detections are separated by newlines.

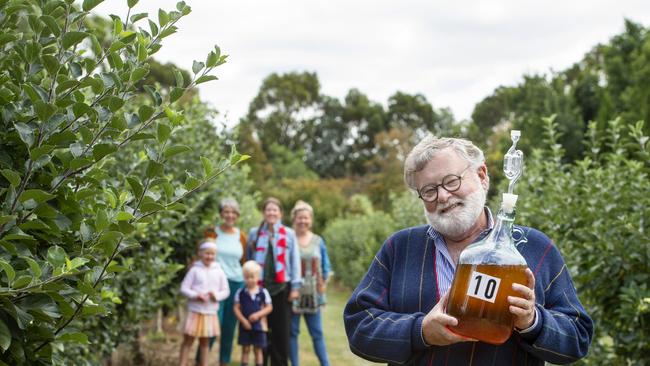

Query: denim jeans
left=290, top=310, right=329, bottom=366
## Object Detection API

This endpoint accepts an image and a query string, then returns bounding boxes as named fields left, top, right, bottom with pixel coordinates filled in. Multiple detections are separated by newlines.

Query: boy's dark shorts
left=238, top=329, right=267, bottom=348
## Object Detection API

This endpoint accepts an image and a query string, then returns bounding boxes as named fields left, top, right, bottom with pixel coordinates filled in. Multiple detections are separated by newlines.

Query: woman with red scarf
left=247, top=197, right=302, bottom=366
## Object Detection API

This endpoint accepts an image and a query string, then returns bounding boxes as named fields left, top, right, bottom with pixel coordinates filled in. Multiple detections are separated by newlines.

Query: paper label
left=467, top=270, right=501, bottom=303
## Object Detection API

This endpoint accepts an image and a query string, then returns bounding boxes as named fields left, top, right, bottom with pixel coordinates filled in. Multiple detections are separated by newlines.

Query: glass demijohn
left=445, top=130, right=529, bottom=345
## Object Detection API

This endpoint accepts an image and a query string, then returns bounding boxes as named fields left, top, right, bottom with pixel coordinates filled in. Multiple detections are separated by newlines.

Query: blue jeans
left=290, top=310, right=330, bottom=366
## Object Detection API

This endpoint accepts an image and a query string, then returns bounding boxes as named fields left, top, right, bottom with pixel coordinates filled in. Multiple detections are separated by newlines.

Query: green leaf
left=31, top=154, right=52, bottom=170
left=0, top=215, right=16, bottom=226
left=200, top=156, right=213, bottom=176
left=140, top=202, right=164, bottom=213
left=119, top=31, right=136, bottom=43
left=143, top=85, right=162, bottom=106
left=82, top=0, right=104, bottom=11
left=70, top=157, right=92, bottom=170
left=1, top=169, right=20, bottom=187
left=184, top=172, right=201, bottom=191
left=112, top=17, right=123, bottom=36
left=145, top=161, right=163, bottom=178
left=206, top=51, right=218, bottom=68
left=11, top=275, right=32, bottom=289
left=137, top=43, right=148, bottom=62
left=169, top=87, right=183, bottom=103
left=0, top=318, right=11, bottom=352
left=173, top=68, right=184, bottom=87
left=68, top=257, right=89, bottom=270
left=148, top=19, right=159, bottom=37
left=107, top=95, right=125, bottom=112
left=138, top=105, right=154, bottom=121
left=14, top=122, right=34, bottom=147
left=42, top=54, right=59, bottom=75
left=80, top=222, right=92, bottom=242
left=163, top=145, right=191, bottom=159
left=96, top=209, right=109, bottom=231
left=159, top=25, right=177, bottom=39
left=195, top=75, right=218, bottom=85
left=130, top=12, right=148, bottom=23
left=126, top=177, right=144, bottom=198
left=127, top=0, right=139, bottom=8
left=0, top=260, right=16, bottom=283
left=192, top=60, right=204, bottom=74
left=92, top=143, right=117, bottom=161
left=158, top=9, right=169, bottom=27
left=0, top=34, right=17, bottom=47
left=90, top=34, right=102, bottom=56
left=30, top=145, right=54, bottom=160
left=156, top=123, right=171, bottom=143
left=47, top=246, right=66, bottom=268
left=40, top=15, right=61, bottom=36
left=58, top=332, right=89, bottom=344
left=62, top=31, right=89, bottom=49
left=109, top=40, right=126, bottom=53
left=34, top=101, right=57, bottom=122
left=19, top=189, right=56, bottom=204
left=115, top=211, right=134, bottom=221
left=21, top=256, right=41, bottom=278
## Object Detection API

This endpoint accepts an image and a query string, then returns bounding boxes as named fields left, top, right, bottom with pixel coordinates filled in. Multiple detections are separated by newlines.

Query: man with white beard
left=344, top=135, right=593, bottom=366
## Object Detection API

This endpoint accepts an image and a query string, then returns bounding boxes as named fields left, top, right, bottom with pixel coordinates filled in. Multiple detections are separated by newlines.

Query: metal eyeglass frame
left=417, top=164, right=472, bottom=203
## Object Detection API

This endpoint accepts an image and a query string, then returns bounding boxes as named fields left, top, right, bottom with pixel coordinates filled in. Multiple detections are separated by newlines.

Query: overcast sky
left=95, top=1, right=650, bottom=126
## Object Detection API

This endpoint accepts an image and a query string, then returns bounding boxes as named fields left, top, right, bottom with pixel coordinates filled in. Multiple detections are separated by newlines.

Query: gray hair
left=218, top=197, right=240, bottom=215
left=290, top=200, right=314, bottom=221
left=404, top=134, right=485, bottom=189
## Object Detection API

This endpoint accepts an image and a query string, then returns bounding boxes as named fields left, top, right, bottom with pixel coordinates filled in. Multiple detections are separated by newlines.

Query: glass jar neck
left=486, top=207, right=515, bottom=249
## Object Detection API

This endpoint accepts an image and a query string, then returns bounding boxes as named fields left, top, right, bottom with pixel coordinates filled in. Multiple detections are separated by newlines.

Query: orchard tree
left=0, top=1, right=246, bottom=364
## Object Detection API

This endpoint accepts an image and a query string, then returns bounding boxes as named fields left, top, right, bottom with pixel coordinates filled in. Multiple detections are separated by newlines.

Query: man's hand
left=196, top=293, right=209, bottom=302
left=422, top=292, right=477, bottom=346
left=509, top=268, right=537, bottom=330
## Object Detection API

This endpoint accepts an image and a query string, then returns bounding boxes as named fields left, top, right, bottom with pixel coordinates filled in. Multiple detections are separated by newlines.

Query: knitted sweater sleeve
left=343, top=236, right=428, bottom=365
left=518, top=240, right=594, bottom=364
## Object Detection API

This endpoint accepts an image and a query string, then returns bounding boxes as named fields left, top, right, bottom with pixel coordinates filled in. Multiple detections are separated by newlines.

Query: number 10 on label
left=467, top=271, right=501, bottom=303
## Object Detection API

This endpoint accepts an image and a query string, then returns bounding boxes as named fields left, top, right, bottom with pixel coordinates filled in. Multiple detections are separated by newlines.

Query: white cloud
left=94, top=0, right=650, bottom=126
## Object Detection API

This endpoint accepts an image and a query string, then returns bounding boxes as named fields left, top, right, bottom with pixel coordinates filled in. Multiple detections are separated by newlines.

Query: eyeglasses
left=417, top=165, right=472, bottom=203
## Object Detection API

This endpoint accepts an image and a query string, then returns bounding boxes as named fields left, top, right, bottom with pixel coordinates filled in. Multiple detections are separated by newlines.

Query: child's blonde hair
left=242, top=260, right=261, bottom=276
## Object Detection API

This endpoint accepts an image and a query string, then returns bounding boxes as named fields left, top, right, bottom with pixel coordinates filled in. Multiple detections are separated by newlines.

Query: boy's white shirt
left=180, top=260, right=230, bottom=314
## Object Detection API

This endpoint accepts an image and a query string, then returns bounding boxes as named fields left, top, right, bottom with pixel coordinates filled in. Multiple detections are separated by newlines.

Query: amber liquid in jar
left=446, top=263, right=528, bottom=345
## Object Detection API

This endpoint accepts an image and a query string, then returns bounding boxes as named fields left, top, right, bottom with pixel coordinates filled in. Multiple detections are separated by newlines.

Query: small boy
left=234, top=260, right=273, bottom=366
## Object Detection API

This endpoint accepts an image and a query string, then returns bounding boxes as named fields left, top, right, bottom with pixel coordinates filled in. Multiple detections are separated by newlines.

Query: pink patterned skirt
left=184, top=311, right=220, bottom=338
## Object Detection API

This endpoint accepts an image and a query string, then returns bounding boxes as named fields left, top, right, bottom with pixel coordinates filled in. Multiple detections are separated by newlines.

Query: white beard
left=424, top=186, right=486, bottom=238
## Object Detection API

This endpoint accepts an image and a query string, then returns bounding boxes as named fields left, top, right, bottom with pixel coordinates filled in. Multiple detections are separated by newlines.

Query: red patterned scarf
left=256, top=225, right=288, bottom=283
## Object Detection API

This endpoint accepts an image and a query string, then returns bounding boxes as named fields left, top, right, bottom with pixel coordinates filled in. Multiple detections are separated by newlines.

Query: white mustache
left=437, top=199, right=464, bottom=213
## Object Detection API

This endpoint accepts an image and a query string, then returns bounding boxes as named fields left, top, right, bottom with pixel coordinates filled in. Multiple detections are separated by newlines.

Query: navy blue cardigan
left=344, top=225, right=593, bottom=365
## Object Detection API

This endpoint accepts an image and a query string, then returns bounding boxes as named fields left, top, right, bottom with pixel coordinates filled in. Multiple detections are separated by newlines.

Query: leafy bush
left=0, top=1, right=245, bottom=364
left=515, top=116, right=650, bottom=364
left=323, top=202, right=396, bottom=289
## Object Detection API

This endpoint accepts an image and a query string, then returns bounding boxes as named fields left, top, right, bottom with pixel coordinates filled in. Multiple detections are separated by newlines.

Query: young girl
left=234, top=261, right=273, bottom=366
left=179, top=241, right=230, bottom=366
